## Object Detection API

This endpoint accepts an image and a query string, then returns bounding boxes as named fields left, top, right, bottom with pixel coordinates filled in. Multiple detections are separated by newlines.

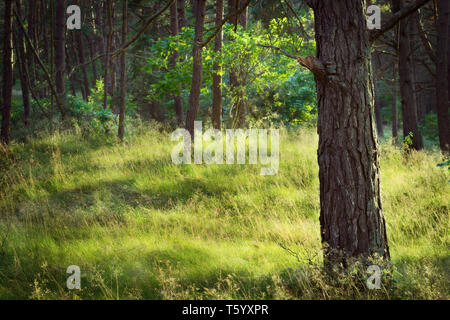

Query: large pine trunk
left=185, top=0, right=206, bottom=135
left=1, top=0, right=13, bottom=145
left=436, top=0, right=450, bottom=153
left=212, top=0, right=224, bottom=130
left=308, top=0, right=390, bottom=267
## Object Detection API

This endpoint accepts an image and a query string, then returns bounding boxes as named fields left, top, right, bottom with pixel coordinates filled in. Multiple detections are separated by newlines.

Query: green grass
left=0, top=122, right=448, bottom=299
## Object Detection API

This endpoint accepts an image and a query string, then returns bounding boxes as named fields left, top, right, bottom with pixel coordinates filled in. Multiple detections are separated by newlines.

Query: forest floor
left=0, top=122, right=448, bottom=299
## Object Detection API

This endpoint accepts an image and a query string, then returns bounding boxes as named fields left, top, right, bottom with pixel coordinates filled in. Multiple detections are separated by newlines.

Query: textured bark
left=394, top=0, right=424, bottom=150
left=185, top=0, right=206, bottom=135
left=170, top=1, right=184, bottom=126
left=1, top=0, right=13, bottom=145
left=212, top=0, right=224, bottom=130
left=15, top=0, right=30, bottom=127
left=308, top=0, right=390, bottom=267
left=436, top=0, right=450, bottom=153
left=55, top=0, right=66, bottom=109
left=118, top=0, right=127, bottom=141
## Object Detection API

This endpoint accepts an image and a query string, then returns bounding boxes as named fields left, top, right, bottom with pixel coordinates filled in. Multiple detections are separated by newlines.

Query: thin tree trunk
left=65, top=46, right=77, bottom=96
left=185, top=0, right=206, bottom=136
left=409, top=13, right=424, bottom=124
left=76, top=32, right=91, bottom=100
left=374, top=80, right=385, bottom=137
left=55, top=0, right=66, bottom=109
left=436, top=0, right=450, bottom=153
left=392, top=65, right=398, bottom=142
left=110, top=32, right=117, bottom=97
left=177, top=0, right=186, bottom=30
left=170, top=1, right=184, bottom=126
left=42, top=0, right=49, bottom=97
left=87, top=34, right=98, bottom=86
left=212, top=0, right=223, bottom=129
left=394, top=0, right=424, bottom=150
left=1, top=0, right=14, bottom=145
left=16, top=0, right=31, bottom=127
left=27, top=0, right=36, bottom=95
left=373, top=56, right=384, bottom=137
left=237, top=0, right=247, bottom=28
left=104, top=0, right=113, bottom=109
left=71, top=33, right=87, bottom=101
left=307, top=0, right=390, bottom=267
left=118, top=0, right=127, bottom=141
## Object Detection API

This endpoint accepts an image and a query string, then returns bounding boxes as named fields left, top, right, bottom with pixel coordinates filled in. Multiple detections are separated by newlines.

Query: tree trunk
left=16, top=0, right=31, bottom=127
left=118, top=0, right=127, bottom=141
left=71, top=33, right=87, bottom=101
left=55, top=0, right=66, bottom=109
left=373, top=56, right=384, bottom=137
left=27, top=0, right=36, bottom=95
left=1, top=0, right=13, bottom=145
left=76, top=32, right=91, bottom=100
left=87, top=34, right=98, bottom=86
left=436, top=0, right=450, bottom=153
left=374, top=80, right=385, bottom=137
left=104, top=0, right=113, bottom=109
left=212, top=0, right=224, bottom=130
left=185, top=0, right=206, bottom=135
left=228, top=0, right=248, bottom=128
left=392, top=66, right=398, bottom=141
left=394, top=0, right=423, bottom=150
left=177, top=0, right=186, bottom=30
left=170, top=1, right=184, bottom=126
left=238, top=0, right=248, bottom=28
left=307, top=0, right=390, bottom=267
left=65, top=45, right=77, bottom=96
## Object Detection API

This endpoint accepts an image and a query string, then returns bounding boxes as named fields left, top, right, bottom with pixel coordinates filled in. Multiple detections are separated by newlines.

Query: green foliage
left=403, top=132, right=414, bottom=149
left=67, top=80, right=115, bottom=135
left=143, top=18, right=317, bottom=126
left=419, top=113, right=439, bottom=142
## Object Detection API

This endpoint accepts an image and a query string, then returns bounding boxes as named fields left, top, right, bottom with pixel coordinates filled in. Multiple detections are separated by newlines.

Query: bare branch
left=111, top=0, right=175, bottom=59
left=370, top=0, right=432, bottom=43
left=201, top=0, right=252, bottom=48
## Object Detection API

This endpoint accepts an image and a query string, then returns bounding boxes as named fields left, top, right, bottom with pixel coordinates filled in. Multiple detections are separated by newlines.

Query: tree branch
left=370, top=0, right=432, bottom=43
left=111, top=0, right=176, bottom=59
left=201, top=0, right=252, bottom=48
left=257, top=44, right=328, bottom=81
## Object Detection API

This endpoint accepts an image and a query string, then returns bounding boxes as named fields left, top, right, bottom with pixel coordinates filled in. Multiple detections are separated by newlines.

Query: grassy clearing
left=0, top=122, right=448, bottom=299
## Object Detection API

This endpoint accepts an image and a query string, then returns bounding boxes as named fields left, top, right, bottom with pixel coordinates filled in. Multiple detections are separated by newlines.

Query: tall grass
left=0, top=122, right=448, bottom=299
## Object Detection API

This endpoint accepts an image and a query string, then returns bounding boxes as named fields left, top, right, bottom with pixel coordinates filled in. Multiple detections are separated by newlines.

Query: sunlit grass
left=0, top=122, right=448, bottom=299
